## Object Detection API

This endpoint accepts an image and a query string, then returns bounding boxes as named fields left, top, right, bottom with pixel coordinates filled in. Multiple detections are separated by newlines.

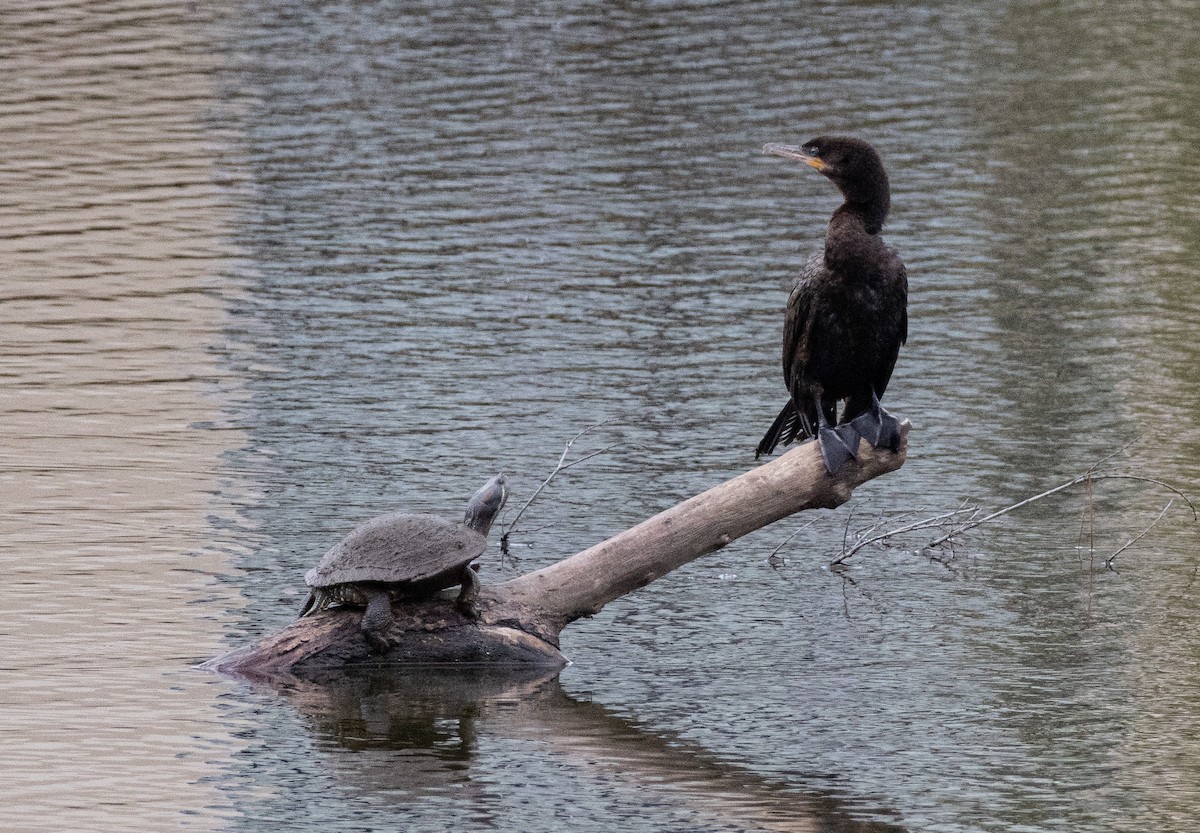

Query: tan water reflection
left=0, top=2, right=242, bottom=830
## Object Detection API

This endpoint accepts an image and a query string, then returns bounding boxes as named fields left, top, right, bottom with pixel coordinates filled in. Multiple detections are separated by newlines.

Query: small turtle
left=298, top=473, right=508, bottom=653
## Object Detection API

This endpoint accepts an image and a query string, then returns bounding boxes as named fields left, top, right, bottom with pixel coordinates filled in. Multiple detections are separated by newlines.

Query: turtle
left=298, top=473, right=508, bottom=653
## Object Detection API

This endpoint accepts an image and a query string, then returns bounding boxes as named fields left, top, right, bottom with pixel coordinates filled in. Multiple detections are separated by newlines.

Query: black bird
left=755, top=136, right=908, bottom=473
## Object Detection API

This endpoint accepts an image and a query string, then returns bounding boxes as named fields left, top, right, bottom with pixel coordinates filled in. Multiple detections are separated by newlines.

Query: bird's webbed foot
left=816, top=422, right=861, bottom=474
left=849, top=394, right=902, bottom=453
left=875, top=408, right=902, bottom=453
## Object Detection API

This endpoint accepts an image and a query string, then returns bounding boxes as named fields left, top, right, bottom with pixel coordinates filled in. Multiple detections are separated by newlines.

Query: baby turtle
left=298, top=473, right=508, bottom=653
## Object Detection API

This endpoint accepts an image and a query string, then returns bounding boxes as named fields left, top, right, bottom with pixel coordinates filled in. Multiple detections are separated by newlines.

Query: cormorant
left=755, top=136, right=908, bottom=473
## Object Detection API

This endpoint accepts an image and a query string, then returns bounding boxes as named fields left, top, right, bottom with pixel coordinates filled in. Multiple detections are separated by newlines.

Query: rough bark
left=203, top=600, right=569, bottom=678
left=205, top=423, right=908, bottom=677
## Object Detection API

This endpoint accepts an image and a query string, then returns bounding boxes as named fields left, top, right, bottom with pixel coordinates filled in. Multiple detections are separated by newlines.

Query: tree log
left=204, top=423, right=909, bottom=678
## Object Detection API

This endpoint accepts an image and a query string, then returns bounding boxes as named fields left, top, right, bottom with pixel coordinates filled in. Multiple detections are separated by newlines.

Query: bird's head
left=763, top=136, right=890, bottom=228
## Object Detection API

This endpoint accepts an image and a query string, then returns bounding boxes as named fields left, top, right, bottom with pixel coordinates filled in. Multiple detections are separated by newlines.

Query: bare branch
left=848, top=508, right=924, bottom=543
left=500, top=421, right=616, bottom=551
left=558, top=443, right=623, bottom=471
left=824, top=437, right=1190, bottom=567
left=831, top=502, right=977, bottom=565
left=926, top=474, right=1090, bottom=548
left=1106, top=499, right=1174, bottom=570
left=768, top=518, right=818, bottom=561
left=1086, top=434, right=1143, bottom=472
left=928, top=471, right=1194, bottom=549
left=1079, top=473, right=1096, bottom=569
left=1087, top=474, right=1197, bottom=520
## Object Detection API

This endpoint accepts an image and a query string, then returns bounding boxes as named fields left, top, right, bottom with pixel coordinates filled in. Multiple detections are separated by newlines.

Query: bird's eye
left=805, top=145, right=820, bottom=157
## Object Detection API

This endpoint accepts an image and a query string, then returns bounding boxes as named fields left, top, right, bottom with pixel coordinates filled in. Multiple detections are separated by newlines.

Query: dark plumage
left=756, top=136, right=908, bottom=472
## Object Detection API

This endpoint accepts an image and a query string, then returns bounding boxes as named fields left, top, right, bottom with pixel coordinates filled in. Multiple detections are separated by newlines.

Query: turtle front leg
left=455, top=564, right=481, bottom=620
left=360, top=588, right=395, bottom=654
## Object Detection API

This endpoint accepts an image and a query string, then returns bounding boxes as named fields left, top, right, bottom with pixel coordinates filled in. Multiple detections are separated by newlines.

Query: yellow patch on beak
left=763, top=143, right=827, bottom=172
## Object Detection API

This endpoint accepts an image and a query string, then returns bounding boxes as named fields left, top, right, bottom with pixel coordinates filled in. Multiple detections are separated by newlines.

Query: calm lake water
left=3, top=1, right=1199, bottom=831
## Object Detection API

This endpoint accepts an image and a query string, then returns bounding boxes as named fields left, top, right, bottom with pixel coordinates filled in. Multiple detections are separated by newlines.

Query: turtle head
left=463, top=473, right=508, bottom=536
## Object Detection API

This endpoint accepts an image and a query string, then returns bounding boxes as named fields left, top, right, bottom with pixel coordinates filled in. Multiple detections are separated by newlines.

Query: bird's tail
left=756, top=400, right=807, bottom=458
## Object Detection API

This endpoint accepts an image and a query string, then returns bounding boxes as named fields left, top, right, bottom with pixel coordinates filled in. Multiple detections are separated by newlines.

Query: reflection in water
left=0, top=2, right=244, bottom=831
left=964, top=6, right=1200, bottom=828
left=244, top=667, right=906, bottom=833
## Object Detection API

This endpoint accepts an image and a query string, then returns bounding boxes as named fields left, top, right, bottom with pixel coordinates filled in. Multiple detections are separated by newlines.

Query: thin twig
left=1077, top=473, right=1094, bottom=568
left=925, top=438, right=1157, bottom=550
left=926, top=474, right=1090, bottom=548
left=840, top=507, right=855, bottom=559
left=827, top=437, right=1190, bottom=566
left=1089, top=474, right=1196, bottom=519
left=768, top=518, right=818, bottom=561
left=831, top=502, right=977, bottom=565
left=558, top=444, right=622, bottom=471
left=849, top=508, right=923, bottom=543
left=500, top=420, right=615, bottom=551
left=1087, top=434, right=1143, bottom=472
left=1106, top=499, right=1174, bottom=570
left=925, top=471, right=1195, bottom=549
left=1089, top=478, right=1097, bottom=583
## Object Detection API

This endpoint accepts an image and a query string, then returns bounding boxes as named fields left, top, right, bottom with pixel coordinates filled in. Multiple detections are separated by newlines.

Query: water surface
left=3, top=1, right=1199, bottom=831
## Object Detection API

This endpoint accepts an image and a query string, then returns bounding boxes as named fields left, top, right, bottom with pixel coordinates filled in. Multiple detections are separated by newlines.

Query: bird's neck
left=834, top=191, right=889, bottom=236
left=824, top=207, right=888, bottom=273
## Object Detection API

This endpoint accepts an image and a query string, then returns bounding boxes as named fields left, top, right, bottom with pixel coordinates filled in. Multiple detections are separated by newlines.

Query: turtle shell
left=305, top=512, right=486, bottom=595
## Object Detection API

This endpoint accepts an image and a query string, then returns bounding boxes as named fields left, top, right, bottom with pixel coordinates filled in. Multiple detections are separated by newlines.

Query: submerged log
left=204, top=423, right=909, bottom=677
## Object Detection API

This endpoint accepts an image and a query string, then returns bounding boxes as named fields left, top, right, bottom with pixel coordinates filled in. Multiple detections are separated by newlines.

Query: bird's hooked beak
left=763, top=143, right=827, bottom=172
